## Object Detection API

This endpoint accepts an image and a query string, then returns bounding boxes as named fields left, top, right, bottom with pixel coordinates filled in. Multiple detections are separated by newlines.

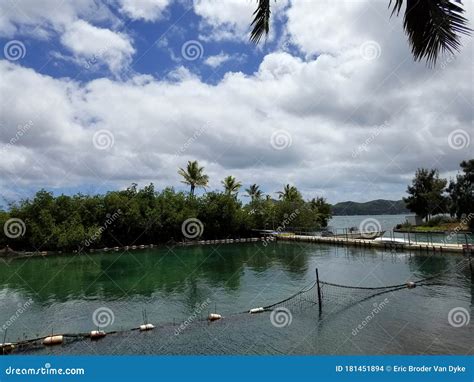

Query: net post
left=316, top=268, right=322, bottom=313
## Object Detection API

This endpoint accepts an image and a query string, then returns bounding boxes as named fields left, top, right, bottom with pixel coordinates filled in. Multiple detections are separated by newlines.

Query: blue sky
left=0, top=0, right=472, bottom=208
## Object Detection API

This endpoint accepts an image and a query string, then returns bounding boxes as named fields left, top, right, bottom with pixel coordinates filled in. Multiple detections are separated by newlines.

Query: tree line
left=0, top=161, right=332, bottom=252
left=404, top=159, right=474, bottom=230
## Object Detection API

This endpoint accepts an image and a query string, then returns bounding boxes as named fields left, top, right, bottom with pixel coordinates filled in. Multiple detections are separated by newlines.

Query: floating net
left=3, top=257, right=471, bottom=355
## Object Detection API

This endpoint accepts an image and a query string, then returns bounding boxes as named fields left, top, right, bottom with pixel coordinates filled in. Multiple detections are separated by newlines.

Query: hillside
left=331, top=199, right=409, bottom=216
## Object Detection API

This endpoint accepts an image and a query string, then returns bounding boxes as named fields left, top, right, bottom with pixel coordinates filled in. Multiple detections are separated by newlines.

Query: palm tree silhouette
left=276, top=184, right=301, bottom=202
left=222, top=176, right=242, bottom=197
left=245, top=184, right=263, bottom=201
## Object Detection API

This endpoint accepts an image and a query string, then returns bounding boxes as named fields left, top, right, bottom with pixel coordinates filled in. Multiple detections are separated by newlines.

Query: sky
left=0, top=0, right=472, bottom=207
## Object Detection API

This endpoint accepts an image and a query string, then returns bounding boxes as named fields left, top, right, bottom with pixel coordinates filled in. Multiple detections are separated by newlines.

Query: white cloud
left=204, top=52, right=245, bottom=68
left=61, top=20, right=135, bottom=74
left=0, top=0, right=134, bottom=73
left=0, top=0, right=472, bottom=203
left=117, top=0, right=172, bottom=22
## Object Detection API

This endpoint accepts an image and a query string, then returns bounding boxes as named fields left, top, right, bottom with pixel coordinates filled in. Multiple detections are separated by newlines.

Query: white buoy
left=406, top=281, right=416, bottom=289
left=139, top=323, right=155, bottom=331
left=207, top=313, right=222, bottom=322
left=249, top=307, right=265, bottom=314
left=90, top=330, right=106, bottom=340
left=43, top=335, right=64, bottom=346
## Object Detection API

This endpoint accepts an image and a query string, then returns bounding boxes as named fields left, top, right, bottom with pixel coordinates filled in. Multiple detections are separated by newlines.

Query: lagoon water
left=0, top=216, right=472, bottom=355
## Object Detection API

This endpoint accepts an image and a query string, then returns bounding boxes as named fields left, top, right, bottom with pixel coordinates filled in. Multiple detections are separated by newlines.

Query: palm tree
left=276, top=184, right=301, bottom=202
left=222, top=176, right=242, bottom=197
left=250, top=0, right=471, bottom=65
left=178, top=160, right=209, bottom=196
left=245, top=184, right=263, bottom=201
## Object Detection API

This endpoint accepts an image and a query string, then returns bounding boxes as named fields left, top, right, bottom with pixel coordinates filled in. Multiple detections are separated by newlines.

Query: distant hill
left=331, top=199, right=409, bottom=216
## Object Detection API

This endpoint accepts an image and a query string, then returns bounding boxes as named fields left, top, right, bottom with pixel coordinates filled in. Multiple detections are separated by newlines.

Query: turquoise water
left=0, top=238, right=472, bottom=355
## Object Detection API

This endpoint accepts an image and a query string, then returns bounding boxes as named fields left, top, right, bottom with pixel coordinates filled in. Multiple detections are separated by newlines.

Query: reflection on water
left=0, top=241, right=472, bottom=355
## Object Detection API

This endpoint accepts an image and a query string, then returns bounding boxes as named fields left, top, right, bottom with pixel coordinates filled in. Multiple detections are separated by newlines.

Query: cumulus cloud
left=0, top=0, right=134, bottom=73
left=60, top=20, right=135, bottom=74
left=204, top=52, right=245, bottom=68
left=117, top=0, right=172, bottom=22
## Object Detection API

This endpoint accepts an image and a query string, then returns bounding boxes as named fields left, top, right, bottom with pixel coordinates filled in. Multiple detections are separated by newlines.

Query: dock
left=274, top=234, right=473, bottom=255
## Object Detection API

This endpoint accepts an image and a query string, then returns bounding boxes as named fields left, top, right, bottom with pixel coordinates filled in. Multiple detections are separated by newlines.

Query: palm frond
left=390, top=0, right=471, bottom=65
left=250, top=0, right=271, bottom=44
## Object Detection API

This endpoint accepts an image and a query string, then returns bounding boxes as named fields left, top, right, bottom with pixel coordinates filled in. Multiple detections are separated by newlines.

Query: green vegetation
left=404, top=168, right=448, bottom=220
left=331, top=199, right=409, bottom=216
left=395, top=216, right=467, bottom=232
left=0, top=162, right=331, bottom=252
left=404, top=159, right=474, bottom=232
